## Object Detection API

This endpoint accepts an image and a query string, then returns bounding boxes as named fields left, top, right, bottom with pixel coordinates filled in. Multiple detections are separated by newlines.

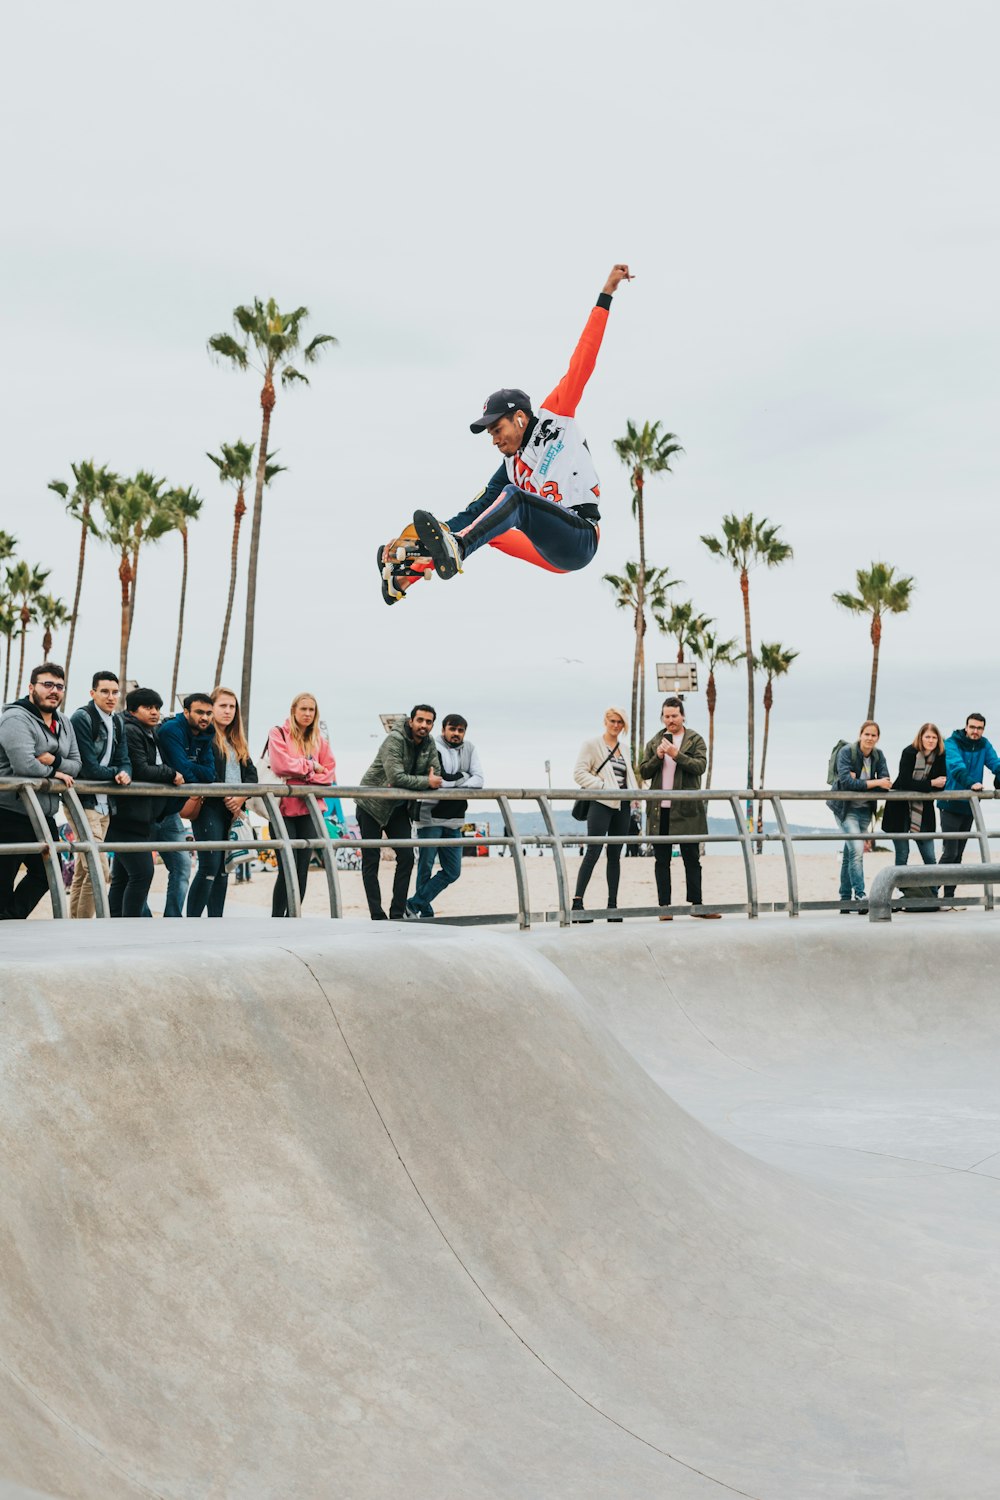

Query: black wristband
left=597, top=292, right=613, bottom=311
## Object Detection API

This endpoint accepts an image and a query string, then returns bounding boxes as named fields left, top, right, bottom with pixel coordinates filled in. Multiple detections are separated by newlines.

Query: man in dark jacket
left=355, top=706, right=442, bottom=920
left=638, top=696, right=719, bottom=919
left=152, top=693, right=215, bottom=916
left=0, top=661, right=82, bottom=919
left=69, top=670, right=132, bottom=917
left=939, top=714, right=1000, bottom=901
left=107, top=686, right=185, bottom=917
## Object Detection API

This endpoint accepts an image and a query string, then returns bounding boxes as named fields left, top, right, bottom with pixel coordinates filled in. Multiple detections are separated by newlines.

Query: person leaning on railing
left=106, top=687, right=185, bottom=918
left=938, top=714, right=1000, bottom=905
left=185, top=687, right=258, bottom=920
left=266, top=692, right=337, bottom=918
left=571, top=706, right=637, bottom=922
left=0, top=662, right=82, bottom=920
left=881, top=723, right=946, bottom=904
left=827, top=720, right=891, bottom=913
left=355, top=705, right=442, bottom=921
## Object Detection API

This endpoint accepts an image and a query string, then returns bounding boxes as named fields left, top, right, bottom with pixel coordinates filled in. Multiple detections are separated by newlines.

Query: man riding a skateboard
left=380, top=263, right=632, bottom=603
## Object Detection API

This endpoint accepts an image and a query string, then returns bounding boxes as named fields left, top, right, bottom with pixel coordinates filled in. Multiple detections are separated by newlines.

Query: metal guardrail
left=868, top=863, right=1000, bottom=923
left=1, top=780, right=998, bottom=927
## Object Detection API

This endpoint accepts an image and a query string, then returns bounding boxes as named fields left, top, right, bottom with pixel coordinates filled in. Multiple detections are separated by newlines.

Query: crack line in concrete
left=284, top=946, right=764, bottom=1500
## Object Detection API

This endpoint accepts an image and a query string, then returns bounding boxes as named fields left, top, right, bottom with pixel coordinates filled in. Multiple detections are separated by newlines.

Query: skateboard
left=379, top=514, right=463, bottom=605
left=378, top=524, right=433, bottom=606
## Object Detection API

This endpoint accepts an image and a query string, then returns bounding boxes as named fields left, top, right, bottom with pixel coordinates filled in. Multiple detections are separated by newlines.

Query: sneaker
left=403, top=903, right=424, bottom=921
left=691, top=910, right=722, bottom=919
left=413, top=509, right=463, bottom=580
left=658, top=913, right=673, bottom=922
left=571, top=898, right=592, bottom=924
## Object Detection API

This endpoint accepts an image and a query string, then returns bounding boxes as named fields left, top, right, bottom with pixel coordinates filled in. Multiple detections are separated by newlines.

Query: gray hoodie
left=0, top=696, right=82, bottom=817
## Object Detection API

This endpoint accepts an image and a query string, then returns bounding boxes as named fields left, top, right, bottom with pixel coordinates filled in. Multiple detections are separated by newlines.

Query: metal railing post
left=497, top=794, right=531, bottom=929
left=970, top=793, right=994, bottom=912
left=59, top=783, right=111, bottom=919
left=19, top=784, right=69, bottom=919
left=303, top=790, right=343, bottom=919
left=728, top=793, right=759, bottom=918
left=770, top=793, right=799, bottom=917
left=537, top=794, right=571, bottom=926
left=263, top=792, right=302, bottom=918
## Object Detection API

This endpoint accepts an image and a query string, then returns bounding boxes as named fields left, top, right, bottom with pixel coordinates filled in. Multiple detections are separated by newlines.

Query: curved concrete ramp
left=1, top=920, right=998, bottom=1499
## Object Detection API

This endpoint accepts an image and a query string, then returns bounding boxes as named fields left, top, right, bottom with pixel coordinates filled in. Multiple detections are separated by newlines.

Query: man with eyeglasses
left=406, top=713, right=484, bottom=919
left=0, top=661, right=82, bottom=919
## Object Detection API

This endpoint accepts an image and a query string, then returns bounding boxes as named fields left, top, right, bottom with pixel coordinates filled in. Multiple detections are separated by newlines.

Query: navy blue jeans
left=151, top=810, right=192, bottom=917
left=187, top=800, right=231, bottom=918
left=412, top=827, right=463, bottom=915
left=450, top=485, right=598, bottom=572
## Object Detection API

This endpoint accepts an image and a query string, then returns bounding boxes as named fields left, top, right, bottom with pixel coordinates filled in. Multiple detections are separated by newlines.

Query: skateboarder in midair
left=380, top=263, right=632, bottom=603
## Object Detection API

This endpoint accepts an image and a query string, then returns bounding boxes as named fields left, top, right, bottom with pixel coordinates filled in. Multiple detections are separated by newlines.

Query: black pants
left=272, top=812, right=313, bottom=918
left=939, top=807, right=974, bottom=898
left=188, top=801, right=231, bottom=918
left=358, top=806, right=414, bottom=919
left=108, top=848, right=155, bottom=917
left=654, top=806, right=703, bottom=907
left=0, top=808, right=56, bottom=919
left=574, top=802, right=630, bottom=904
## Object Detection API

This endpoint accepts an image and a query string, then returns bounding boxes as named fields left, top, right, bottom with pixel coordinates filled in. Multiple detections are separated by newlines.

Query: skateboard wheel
left=395, top=546, right=407, bottom=562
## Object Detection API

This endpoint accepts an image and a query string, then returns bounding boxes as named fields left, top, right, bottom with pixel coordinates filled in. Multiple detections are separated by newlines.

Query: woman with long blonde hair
left=571, top=706, right=638, bottom=921
left=186, top=686, right=257, bottom=918
left=267, top=692, right=337, bottom=917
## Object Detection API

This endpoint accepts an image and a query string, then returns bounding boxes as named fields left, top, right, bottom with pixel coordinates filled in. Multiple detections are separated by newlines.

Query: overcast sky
left=3, top=0, right=998, bottom=816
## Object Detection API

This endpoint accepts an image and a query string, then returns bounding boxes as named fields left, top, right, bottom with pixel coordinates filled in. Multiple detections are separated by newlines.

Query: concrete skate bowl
left=2, top=919, right=999, bottom=1499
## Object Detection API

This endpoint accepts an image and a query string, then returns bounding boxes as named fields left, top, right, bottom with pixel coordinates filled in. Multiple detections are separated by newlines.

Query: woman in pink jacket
left=267, top=692, right=337, bottom=917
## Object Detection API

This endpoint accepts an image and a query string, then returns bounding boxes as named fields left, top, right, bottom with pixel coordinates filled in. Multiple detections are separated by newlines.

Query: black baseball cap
left=470, top=388, right=532, bottom=433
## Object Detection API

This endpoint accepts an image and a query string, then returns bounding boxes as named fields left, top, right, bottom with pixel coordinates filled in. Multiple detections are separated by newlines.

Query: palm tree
left=48, top=461, right=113, bottom=691
left=207, top=439, right=286, bottom=687
left=833, top=562, right=915, bottom=719
left=8, top=562, right=51, bottom=696
left=658, top=598, right=713, bottom=664
left=100, top=477, right=152, bottom=688
left=688, top=627, right=742, bottom=789
left=36, top=593, right=70, bottom=659
left=603, top=562, right=683, bottom=764
left=122, top=472, right=174, bottom=649
left=702, top=514, right=793, bottom=820
left=208, top=299, right=337, bottom=724
left=0, top=596, right=17, bottom=702
left=165, top=485, right=204, bottom=707
left=756, top=641, right=799, bottom=841
left=612, top=421, right=684, bottom=754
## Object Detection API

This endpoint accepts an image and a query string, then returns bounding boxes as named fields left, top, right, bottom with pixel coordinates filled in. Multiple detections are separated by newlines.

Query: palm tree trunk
left=65, top=511, right=89, bottom=693
left=171, top=530, right=189, bottom=707
left=868, top=614, right=881, bottom=720
left=635, top=478, right=647, bottom=751
left=756, top=696, right=772, bottom=848
left=215, top=486, right=246, bottom=689
left=3, top=636, right=12, bottom=701
left=15, top=614, right=28, bottom=697
left=630, top=615, right=642, bottom=770
left=741, top=569, right=754, bottom=829
left=118, top=554, right=132, bottom=689
left=706, top=669, right=717, bottom=788
left=241, top=377, right=276, bottom=729
left=127, top=541, right=140, bottom=644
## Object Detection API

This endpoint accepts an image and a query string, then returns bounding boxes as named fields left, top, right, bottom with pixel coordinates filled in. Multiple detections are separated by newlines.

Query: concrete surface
left=1, top=915, right=999, bottom=1498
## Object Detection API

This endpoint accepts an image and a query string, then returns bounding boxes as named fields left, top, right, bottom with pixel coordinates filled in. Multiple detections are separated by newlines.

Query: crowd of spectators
left=1, top=661, right=998, bottom=922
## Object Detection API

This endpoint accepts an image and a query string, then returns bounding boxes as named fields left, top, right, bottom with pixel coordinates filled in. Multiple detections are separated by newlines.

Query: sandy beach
left=91, top=845, right=910, bottom=922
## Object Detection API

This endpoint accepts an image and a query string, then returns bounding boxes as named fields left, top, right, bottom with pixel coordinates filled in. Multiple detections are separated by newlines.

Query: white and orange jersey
left=447, top=293, right=614, bottom=538
left=502, top=294, right=611, bottom=511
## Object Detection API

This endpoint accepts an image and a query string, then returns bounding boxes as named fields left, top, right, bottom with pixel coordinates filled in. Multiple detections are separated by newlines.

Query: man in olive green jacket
left=639, top=696, right=719, bottom=919
left=356, top=705, right=443, bottom=920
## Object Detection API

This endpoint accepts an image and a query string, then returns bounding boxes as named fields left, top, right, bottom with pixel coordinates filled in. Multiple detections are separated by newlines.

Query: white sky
left=3, top=0, right=998, bottom=811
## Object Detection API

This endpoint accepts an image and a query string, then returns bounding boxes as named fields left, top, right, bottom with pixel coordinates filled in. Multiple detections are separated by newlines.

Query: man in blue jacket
left=154, top=692, right=215, bottom=916
left=939, top=713, right=1000, bottom=901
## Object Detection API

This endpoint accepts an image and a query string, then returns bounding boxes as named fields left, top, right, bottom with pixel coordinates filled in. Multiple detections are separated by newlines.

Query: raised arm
left=541, top=264, right=631, bottom=418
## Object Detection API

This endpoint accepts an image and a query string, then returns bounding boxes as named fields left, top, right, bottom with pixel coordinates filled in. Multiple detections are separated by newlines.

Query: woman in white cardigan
left=571, top=707, right=639, bottom=920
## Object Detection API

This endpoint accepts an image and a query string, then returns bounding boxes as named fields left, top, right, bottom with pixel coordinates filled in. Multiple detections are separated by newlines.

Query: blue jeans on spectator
left=892, top=834, right=938, bottom=899
left=837, top=808, right=871, bottom=902
left=187, top=800, right=230, bottom=918
left=411, top=826, right=463, bottom=916
left=151, top=810, right=191, bottom=917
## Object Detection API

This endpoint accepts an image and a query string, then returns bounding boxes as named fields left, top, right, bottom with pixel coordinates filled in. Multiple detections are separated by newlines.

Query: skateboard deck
left=379, top=523, right=433, bottom=605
